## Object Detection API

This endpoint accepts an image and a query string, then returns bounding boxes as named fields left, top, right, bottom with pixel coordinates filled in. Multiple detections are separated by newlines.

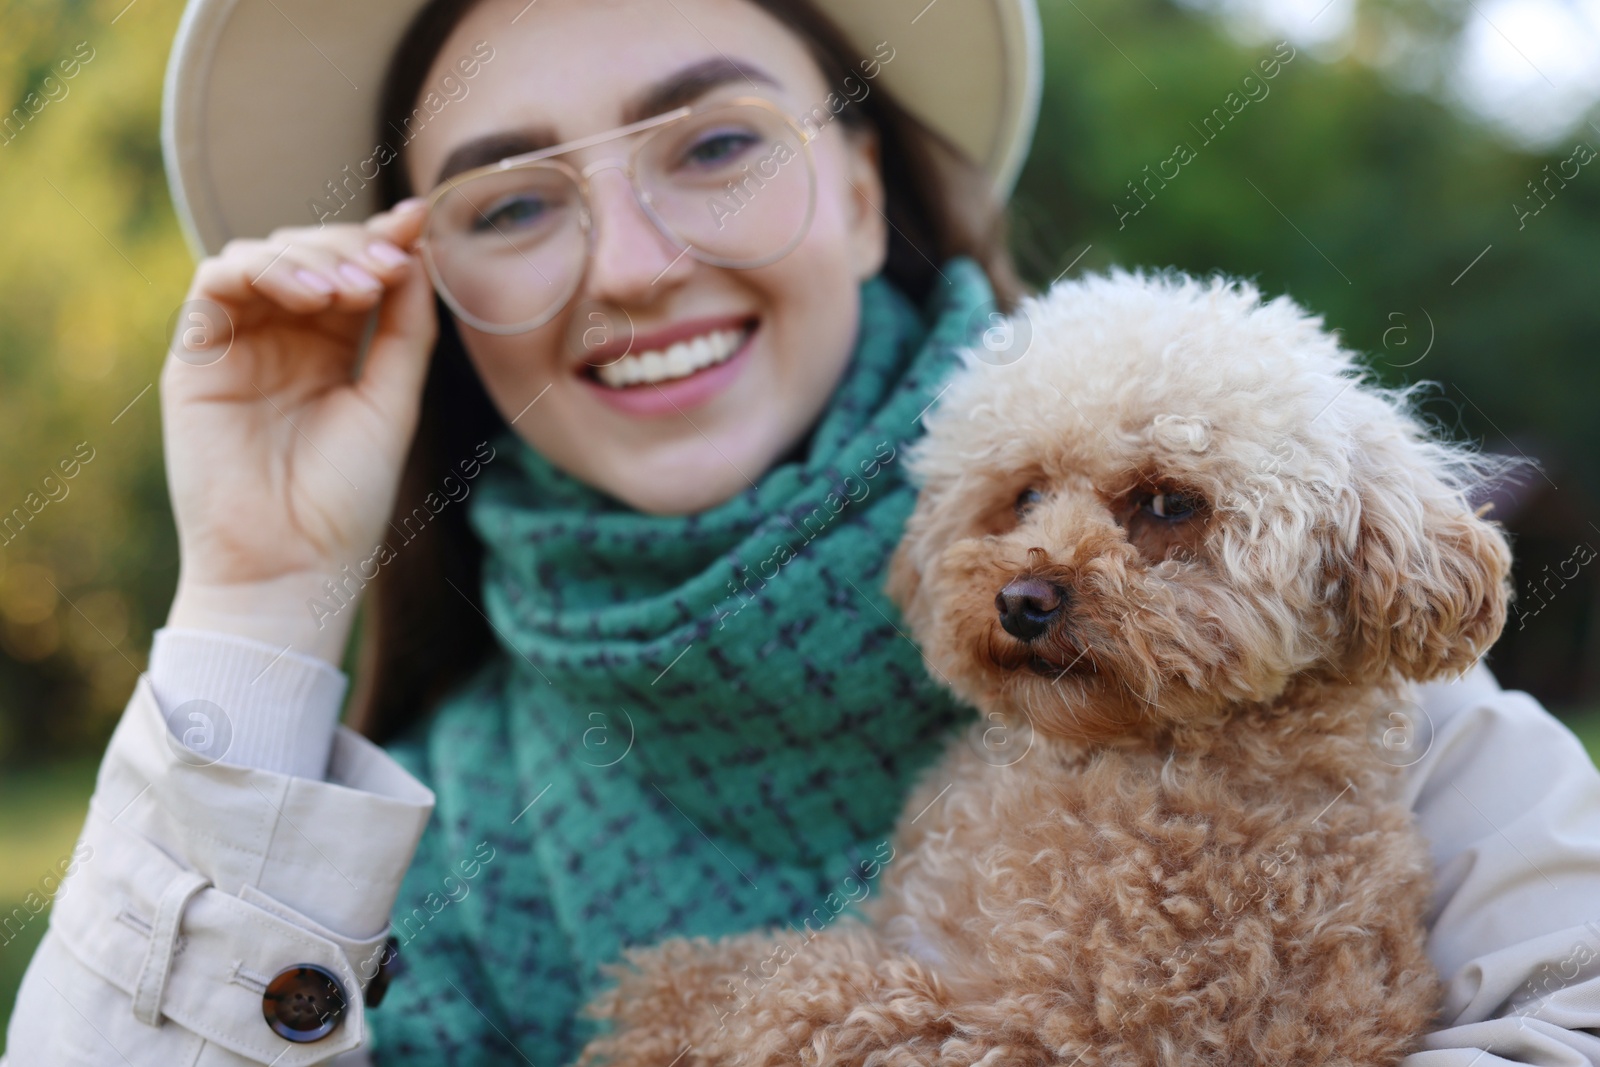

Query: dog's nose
left=995, top=577, right=1066, bottom=641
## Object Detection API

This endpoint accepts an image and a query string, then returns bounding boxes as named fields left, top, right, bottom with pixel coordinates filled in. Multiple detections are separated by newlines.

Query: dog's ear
left=1337, top=450, right=1512, bottom=683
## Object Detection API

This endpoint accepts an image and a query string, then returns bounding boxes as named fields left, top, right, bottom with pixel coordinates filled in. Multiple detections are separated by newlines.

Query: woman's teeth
left=592, top=326, right=747, bottom=388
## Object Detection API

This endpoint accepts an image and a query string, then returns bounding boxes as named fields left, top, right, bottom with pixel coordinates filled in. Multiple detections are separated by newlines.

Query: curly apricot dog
left=579, top=271, right=1513, bottom=1067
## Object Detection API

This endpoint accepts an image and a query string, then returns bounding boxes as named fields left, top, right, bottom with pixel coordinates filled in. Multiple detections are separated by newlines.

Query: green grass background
left=0, top=756, right=97, bottom=1033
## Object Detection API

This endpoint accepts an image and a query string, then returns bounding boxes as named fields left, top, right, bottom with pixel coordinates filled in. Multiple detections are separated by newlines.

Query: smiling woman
left=356, top=0, right=1026, bottom=743
left=378, top=0, right=970, bottom=512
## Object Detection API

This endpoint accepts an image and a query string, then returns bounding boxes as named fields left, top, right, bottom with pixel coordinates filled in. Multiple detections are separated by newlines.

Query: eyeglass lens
left=424, top=102, right=815, bottom=334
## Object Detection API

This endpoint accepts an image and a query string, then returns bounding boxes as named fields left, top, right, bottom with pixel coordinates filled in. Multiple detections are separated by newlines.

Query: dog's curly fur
left=577, top=271, right=1514, bottom=1067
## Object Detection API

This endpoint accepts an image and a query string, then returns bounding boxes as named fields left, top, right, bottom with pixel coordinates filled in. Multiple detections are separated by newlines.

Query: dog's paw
left=577, top=932, right=792, bottom=1067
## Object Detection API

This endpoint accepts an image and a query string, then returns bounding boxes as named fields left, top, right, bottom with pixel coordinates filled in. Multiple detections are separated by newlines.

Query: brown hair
left=348, top=0, right=1025, bottom=741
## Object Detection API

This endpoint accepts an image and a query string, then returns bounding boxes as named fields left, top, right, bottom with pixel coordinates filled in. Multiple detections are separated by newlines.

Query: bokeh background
left=1, top=0, right=1598, bottom=1040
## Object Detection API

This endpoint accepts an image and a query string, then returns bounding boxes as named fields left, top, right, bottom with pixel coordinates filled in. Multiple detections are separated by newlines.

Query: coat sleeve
left=2, top=673, right=434, bottom=1066
left=1401, top=664, right=1600, bottom=1066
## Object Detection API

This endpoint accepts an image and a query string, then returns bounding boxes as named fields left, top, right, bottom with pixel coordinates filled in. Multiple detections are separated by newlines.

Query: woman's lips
left=579, top=318, right=757, bottom=417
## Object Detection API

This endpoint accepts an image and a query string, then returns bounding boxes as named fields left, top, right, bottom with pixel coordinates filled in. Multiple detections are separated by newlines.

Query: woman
left=7, top=0, right=1600, bottom=1063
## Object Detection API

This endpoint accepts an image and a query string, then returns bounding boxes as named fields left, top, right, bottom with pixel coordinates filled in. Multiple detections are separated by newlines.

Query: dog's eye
left=1145, top=491, right=1202, bottom=520
left=1014, top=488, right=1044, bottom=518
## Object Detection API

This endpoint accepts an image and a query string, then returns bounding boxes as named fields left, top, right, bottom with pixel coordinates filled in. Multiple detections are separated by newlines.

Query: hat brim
left=162, top=0, right=1041, bottom=259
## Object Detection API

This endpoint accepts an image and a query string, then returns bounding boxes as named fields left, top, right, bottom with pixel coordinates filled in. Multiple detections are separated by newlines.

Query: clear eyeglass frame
left=415, top=95, right=820, bottom=336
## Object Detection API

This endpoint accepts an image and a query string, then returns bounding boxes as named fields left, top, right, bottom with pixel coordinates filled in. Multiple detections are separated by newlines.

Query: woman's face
left=406, top=0, right=889, bottom=514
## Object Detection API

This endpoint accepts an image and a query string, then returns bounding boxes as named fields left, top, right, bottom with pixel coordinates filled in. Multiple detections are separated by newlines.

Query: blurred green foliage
left=0, top=0, right=1595, bottom=770
left=0, top=0, right=192, bottom=760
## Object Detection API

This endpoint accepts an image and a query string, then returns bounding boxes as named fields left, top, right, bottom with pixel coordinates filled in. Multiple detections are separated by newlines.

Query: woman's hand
left=162, top=200, right=439, bottom=663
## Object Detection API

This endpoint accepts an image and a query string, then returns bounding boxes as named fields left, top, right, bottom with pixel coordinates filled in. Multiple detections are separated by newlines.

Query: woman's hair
left=348, top=0, right=1026, bottom=741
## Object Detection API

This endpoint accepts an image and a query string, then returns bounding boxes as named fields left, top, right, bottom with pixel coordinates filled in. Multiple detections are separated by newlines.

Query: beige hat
left=161, top=0, right=1042, bottom=259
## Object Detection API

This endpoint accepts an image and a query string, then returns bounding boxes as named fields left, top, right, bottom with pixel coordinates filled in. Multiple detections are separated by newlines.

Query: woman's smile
left=581, top=314, right=759, bottom=415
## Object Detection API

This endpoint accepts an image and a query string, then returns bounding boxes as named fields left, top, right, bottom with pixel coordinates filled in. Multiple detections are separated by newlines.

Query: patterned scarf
left=370, top=257, right=995, bottom=1065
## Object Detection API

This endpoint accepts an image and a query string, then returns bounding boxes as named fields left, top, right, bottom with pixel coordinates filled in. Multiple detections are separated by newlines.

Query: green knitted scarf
left=370, top=257, right=995, bottom=1066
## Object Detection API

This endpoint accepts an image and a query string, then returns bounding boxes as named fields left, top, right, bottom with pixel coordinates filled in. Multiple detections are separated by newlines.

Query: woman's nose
left=580, top=166, right=692, bottom=306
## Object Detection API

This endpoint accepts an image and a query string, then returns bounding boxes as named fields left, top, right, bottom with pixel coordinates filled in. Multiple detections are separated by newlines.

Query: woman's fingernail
left=295, top=268, right=335, bottom=294
left=368, top=241, right=409, bottom=267
left=339, top=263, right=382, bottom=290
left=393, top=197, right=427, bottom=214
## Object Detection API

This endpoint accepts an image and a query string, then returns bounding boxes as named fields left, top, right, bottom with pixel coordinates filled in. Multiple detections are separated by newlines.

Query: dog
left=578, top=270, right=1513, bottom=1066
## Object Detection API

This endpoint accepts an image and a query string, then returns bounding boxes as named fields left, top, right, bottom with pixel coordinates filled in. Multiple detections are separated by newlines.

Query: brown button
left=364, top=936, right=400, bottom=1009
left=263, top=964, right=347, bottom=1042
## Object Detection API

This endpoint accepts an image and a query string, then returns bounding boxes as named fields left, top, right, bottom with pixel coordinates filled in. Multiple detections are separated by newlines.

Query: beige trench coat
left=5, top=663, right=1600, bottom=1065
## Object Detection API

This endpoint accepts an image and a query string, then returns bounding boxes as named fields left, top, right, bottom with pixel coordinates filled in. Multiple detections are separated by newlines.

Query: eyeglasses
left=417, top=96, right=819, bottom=335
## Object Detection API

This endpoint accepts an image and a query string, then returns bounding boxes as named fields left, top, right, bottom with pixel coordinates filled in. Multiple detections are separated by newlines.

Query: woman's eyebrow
left=431, top=56, right=779, bottom=186
left=621, top=56, right=779, bottom=125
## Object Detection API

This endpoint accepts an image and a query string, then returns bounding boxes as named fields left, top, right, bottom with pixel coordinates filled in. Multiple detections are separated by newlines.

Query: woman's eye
left=1145, top=491, right=1201, bottom=520
left=1014, top=488, right=1043, bottom=518
left=684, top=129, right=760, bottom=168
left=472, top=194, right=550, bottom=233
